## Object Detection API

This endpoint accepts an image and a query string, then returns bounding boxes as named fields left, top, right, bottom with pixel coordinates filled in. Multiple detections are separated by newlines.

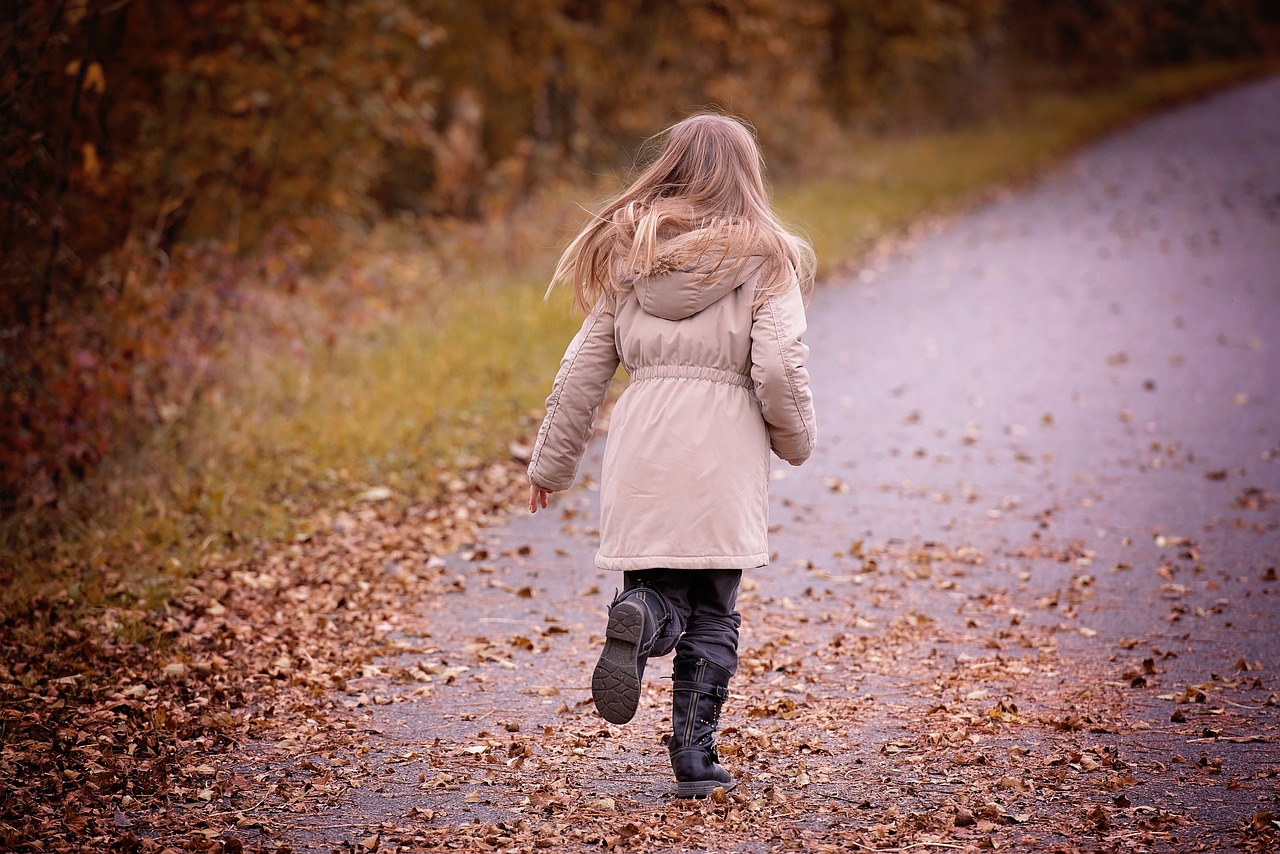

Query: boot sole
left=592, top=600, right=644, bottom=724
left=675, top=779, right=737, bottom=799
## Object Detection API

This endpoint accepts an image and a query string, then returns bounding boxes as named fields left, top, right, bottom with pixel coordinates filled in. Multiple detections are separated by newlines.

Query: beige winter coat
left=527, top=254, right=816, bottom=571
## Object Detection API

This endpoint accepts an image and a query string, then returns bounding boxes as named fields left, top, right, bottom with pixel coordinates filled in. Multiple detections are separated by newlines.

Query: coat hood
left=631, top=269, right=739, bottom=321
left=625, top=227, right=765, bottom=321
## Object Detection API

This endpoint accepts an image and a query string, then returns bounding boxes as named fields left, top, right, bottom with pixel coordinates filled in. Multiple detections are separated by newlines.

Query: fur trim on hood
left=617, top=223, right=753, bottom=283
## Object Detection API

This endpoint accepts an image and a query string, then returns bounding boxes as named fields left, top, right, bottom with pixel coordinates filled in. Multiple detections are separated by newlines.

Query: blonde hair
left=551, top=113, right=815, bottom=314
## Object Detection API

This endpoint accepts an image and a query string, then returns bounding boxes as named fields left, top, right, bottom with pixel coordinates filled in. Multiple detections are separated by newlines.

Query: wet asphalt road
left=266, top=78, right=1280, bottom=851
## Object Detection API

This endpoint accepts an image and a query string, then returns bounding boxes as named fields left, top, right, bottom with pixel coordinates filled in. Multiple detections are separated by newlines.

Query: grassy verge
left=4, top=58, right=1274, bottom=612
left=191, top=272, right=581, bottom=536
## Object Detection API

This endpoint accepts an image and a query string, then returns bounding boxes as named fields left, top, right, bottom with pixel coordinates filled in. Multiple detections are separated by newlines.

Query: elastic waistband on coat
left=629, top=365, right=752, bottom=389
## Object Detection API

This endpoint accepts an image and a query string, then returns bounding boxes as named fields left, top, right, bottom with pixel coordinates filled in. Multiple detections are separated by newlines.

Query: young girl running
left=527, top=113, right=816, bottom=797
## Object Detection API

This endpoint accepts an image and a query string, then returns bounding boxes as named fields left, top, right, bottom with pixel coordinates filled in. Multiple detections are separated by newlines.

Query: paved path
left=253, top=79, right=1280, bottom=852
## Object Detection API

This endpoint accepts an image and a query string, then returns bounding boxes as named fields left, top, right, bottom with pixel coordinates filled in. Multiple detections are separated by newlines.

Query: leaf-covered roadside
left=4, top=458, right=1275, bottom=853
left=198, top=534, right=1280, bottom=854
left=0, top=461, right=527, bottom=851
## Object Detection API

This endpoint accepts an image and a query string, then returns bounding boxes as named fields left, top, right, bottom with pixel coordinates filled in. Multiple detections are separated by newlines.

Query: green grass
left=4, top=58, right=1274, bottom=611
left=202, top=277, right=580, bottom=516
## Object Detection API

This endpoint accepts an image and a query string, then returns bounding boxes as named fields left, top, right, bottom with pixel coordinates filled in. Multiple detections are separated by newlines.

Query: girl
left=527, top=113, right=816, bottom=798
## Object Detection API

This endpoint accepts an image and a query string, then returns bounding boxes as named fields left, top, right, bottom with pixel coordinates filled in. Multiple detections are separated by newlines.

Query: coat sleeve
left=527, top=299, right=621, bottom=491
left=750, top=281, right=816, bottom=466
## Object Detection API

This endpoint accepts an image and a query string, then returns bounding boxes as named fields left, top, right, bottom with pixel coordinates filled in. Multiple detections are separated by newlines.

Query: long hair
left=551, top=113, right=815, bottom=314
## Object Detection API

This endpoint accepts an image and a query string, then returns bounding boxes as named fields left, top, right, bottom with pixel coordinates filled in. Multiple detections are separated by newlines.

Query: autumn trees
left=7, top=1, right=1274, bottom=294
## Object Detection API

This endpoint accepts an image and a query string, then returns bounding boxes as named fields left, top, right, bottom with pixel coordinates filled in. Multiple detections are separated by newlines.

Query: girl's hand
left=528, top=485, right=551, bottom=513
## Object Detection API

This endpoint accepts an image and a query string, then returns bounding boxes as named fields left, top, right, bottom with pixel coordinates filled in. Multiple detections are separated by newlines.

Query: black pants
left=622, top=568, right=742, bottom=676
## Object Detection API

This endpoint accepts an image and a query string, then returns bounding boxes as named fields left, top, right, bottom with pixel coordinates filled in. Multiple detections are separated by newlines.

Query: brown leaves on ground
left=0, top=460, right=526, bottom=851
left=195, top=537, right=1280, bottom=850
left=4, top=482, right=1277, bottom=851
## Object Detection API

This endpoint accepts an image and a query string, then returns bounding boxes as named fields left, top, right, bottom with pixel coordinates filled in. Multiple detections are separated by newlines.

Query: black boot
left=592, top=587, right=671, bottom=724
left=669, top=657, right=735, bottom=798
